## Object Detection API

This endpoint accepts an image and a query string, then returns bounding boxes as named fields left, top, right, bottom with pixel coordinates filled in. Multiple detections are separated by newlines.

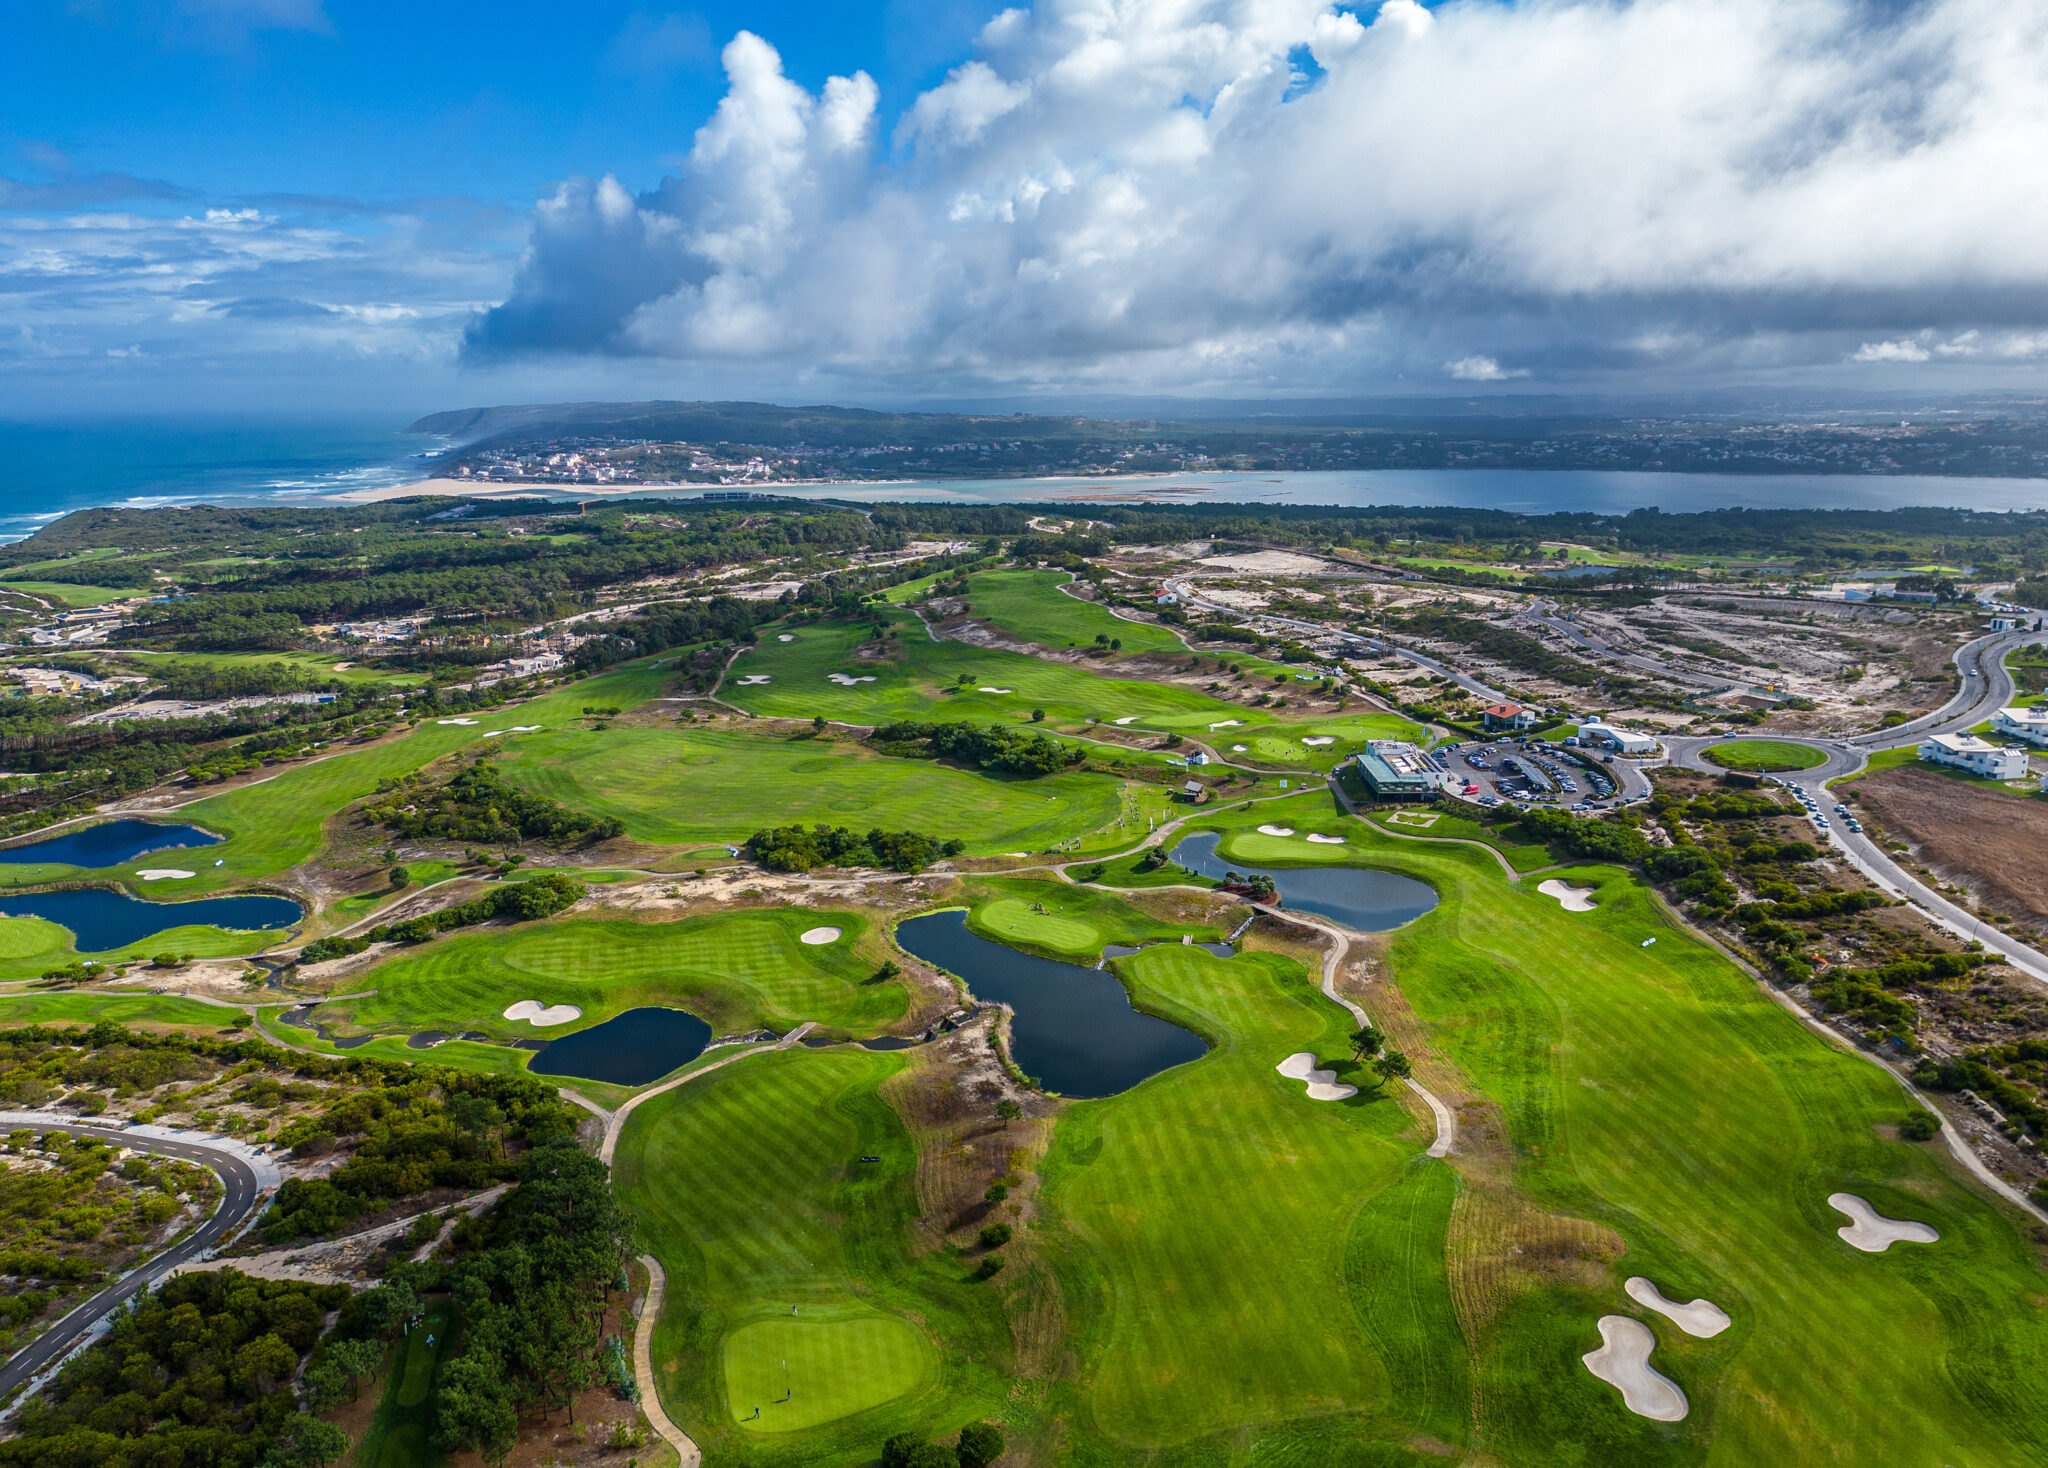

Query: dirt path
left=1250, top=902, right=1454, bottom=1158
left=633, top=1253, right=701, bottom=1468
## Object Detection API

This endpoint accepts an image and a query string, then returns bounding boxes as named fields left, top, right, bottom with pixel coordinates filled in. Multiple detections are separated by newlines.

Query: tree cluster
left=871, top=720, right=1082, bottom=778
left=364, top=759, right=624, bottom=847
left=748, top=823, right=964, bottom=874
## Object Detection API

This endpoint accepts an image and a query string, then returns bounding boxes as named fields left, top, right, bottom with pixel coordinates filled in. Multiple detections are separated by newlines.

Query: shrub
left=983, top=1182, right=1008, bottom=1204
left=957, top=1421, right=1006, bottom=1468
left=971, top=1255, right=1006, bottom=1281
left=978, top=1223, right=1013, bottom=1249
left=1899, top=1111, right=1942, bottom=1141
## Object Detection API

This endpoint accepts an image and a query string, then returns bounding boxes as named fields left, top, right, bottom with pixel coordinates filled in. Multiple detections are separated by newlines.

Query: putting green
left=966, top=898, right=1103, bottom=958
left=1702, top=738, right=1826, bottom=772
left=723, top=1312, right=930, bottom=1431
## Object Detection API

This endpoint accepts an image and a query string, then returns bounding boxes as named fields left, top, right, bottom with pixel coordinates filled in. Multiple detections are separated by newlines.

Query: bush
left=748, top=823, right=963, bottom=874
left=957, top=1421, right=1006, bottom=1468
left=971, top=1255, right=1006, bottom=1280
left=983, top=1182, right=1008, bottom=1204
left=1898, top=1110, right=1942, bottom=1141
left=977, top=1223, right=1013, bottom=1249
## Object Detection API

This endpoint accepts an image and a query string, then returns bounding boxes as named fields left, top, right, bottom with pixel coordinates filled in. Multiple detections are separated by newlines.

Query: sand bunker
left=1625, top=1277, right=1731, bottom=1338
left=137, top=869, right=194, bottom=881
left=1113, top=715, right=1140, bottom=725
left=1301, top=736, right=1336, bottom=746
left=1829, top=1193, right=1940, bottom=1252
left=826, top=673, right=877, bottom=686
left=800, top=926, right=843, bottom=945
left=736, top=674, right=772, bottom=685
left=1276, top=1052, right=1358, bottom=1101
left=1305, top=833, right=1347, bottom=845
left=1538, top=879, right=1598, bottom=912
left=510, top=724, right=541, bottom=732
left=778, top=634, right=795, bottom=641
left=1582, top=1316, right=1688, bottom=1421
left=978, top=686, right=1012, bottom=693
left=1209, top=719, right=1242, bottom=729
left=503, top=1000, right=582, bottom=1027
left=1258, top=825, right=1297, bottom=836
left=436, top=717, right=478, bottom=726
left=1232, top=744, right=1248, bottom=752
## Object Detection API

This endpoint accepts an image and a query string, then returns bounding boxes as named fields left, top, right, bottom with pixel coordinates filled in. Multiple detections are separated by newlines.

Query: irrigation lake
left=527, top=1006, right=713, bottom=1086
left=0, top=887, right=302, bottom=951
left=0, top=820, right=221, bottom=869
left=1170, top=833, right=1439, bottom=931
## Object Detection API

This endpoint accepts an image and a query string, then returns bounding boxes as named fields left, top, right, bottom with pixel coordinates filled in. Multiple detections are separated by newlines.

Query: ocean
left=2, top=417, right=2047, bottom=542
left=0, top=417, right=446, bottom=543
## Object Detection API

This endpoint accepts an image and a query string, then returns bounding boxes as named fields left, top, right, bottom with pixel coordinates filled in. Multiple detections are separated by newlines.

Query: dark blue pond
left=894, top=911, right=1208, bottom=1098
left=1171, top=832, right=1438, bottom=931
left=0, top=820, right=222, bottom=869
left=0, top=887, right=302, bottom=951
left=528, top=1007, right=713, bottom=1086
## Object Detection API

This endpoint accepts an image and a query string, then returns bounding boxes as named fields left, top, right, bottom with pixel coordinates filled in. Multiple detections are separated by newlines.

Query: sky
left=6, top=0, right=2048, bottom=417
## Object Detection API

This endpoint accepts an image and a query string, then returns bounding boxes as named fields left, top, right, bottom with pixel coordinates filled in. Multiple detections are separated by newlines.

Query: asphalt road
left=0, top=1122, right=264, bottom=1400
left=1842, top=626, right=2046, bottom=749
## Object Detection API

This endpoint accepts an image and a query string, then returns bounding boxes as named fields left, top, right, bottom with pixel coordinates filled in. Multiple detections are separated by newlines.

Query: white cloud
left=1852, top=338, right=1932, bottom=362
left=1446, top=355, right=1524, bottom=381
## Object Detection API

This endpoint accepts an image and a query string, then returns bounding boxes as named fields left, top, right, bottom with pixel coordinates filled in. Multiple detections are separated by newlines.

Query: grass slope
left=1702, top=739, right=1827, bottom=772
left=325, top=908, right=905, bottom=1046
left=0, top=991, right=242, bottom=1030
left=963, top=570, right=1185, bottom=656
left=1041, top=944, right=1456, bottom=1452
left=614, top=1046, right=1014, bottom=1460
left=496, top=723, right=1136, bottom=857
left=1355, top=833, right=2048, bottom=1464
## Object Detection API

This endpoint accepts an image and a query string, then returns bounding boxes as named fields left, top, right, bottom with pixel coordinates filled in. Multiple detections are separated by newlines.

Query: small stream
left=894, top=910, right=1207, bottom=1098
left=1170, top=832, right=1437, bottom=931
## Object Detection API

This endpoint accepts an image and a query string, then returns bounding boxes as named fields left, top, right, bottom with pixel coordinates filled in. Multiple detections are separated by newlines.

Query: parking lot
left=1441, top=736, right=1649, bottom=814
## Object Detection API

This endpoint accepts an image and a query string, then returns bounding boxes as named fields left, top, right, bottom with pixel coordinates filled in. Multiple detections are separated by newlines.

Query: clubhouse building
left=1353, top=740, right=1445, bottom=800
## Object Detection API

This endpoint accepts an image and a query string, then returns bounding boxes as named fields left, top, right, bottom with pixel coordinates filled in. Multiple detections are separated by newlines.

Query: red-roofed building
left=1482, top=702, right=1538, bottom=732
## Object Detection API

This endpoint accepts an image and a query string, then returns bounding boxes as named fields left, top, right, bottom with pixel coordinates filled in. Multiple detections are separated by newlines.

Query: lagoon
left=1170, top=832, right=1438, bottom=931
left=0, top=886, right=301, bottom=951
left=527, top=1006, right=713, bottom=1086
left=0, top=820, right=221, bottom=870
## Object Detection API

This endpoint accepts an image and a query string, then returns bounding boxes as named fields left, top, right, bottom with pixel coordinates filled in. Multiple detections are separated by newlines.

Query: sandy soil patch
left=503, top=1000, right=582, bottom=1027
left=1276, top=1051, right=1357, bottom=1101
left=1852, top=766, right=2048, bottom=927
left=827, top=672, right=877, bottom=686
left=1537, top=879, right=1597, bottom=912
left=1582, top=1315, right=1688, bottom=1420
left=1301, top=736, right=1336, bottom=746
left=1829, top=1192, right=1939, bottom=1251
left=978, top=686, right=1012, bottom=693
left=436, top=717, right=478, bottom=726
left=1257, top=825, right=1296, bottom=836
left=1199, top=550, right=1334, bottom=575
left=1625, top=1277, right=1730, bottom=1337
left=1305, top=833, right=1347, bottom=845
left=137, top=869, right=195, bottom=881
left=800, top=926, right=843, bottom=945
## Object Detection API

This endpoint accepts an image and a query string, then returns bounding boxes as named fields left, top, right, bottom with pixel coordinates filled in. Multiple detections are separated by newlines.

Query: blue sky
left=6, top=0, right=2047, bottom=416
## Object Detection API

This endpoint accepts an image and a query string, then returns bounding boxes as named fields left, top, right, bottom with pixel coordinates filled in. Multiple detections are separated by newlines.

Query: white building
left=1577, top=722, right=1660, bottom=756
left=1918, top=733, right=2030, bottom=780
left=1992, top=706, right=2048, bottom=747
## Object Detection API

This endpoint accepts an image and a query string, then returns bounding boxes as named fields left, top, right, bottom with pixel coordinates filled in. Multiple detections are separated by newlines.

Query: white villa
left=1918, top=733, right=2030, bottom=780
left=1991, top=705, right=2048, bottom=748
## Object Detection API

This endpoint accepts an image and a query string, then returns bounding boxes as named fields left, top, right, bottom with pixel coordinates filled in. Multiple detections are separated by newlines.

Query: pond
left=527, top=1007, right=713, bottom=1086
left=1170, top=832, right=1438, bottom=932
left=894, top=910, right=1207, bottom=1098
left=0, top=887, right=303, bottom=952
left=0, top=820, right=222, bottom=869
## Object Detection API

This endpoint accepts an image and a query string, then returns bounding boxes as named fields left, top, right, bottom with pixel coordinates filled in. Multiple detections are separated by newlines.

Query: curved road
left=0, top=1120, right=266, bottom=1400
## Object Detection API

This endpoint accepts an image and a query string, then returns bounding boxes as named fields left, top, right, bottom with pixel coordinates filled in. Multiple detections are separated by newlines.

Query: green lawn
left=495, top=722, right=1142, bottom=857
left=1356, top=805, right=1554, bottom=873
left=0, top=909, right=281, bottom=980
left=0, top=581, right=132, bottom=607
left=956, top=878, right=1221, bottom=962
left=324, top=908, right=905, bottom=1046
left=349, top=1307, right=453, bottom=1468
left=962, top=569, right=1186, bottom=655
left=1349, top=833, right=2048, bottom=1464
left=0, top=991, right=243, bottom=1030
left=112, top=649, right=428, bottom=687
left=1041, top=943, right=1453, bottom=1451
left=1702, top=738, right=1827, bottom=771
left=614, top=1046, right=1014, bottom=1459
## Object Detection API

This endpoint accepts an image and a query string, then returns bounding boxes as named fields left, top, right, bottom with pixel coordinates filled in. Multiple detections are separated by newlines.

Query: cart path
left=600, top=1022, right=816, bottom=1164
left=633, top=1254, right=702, bottom=1468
